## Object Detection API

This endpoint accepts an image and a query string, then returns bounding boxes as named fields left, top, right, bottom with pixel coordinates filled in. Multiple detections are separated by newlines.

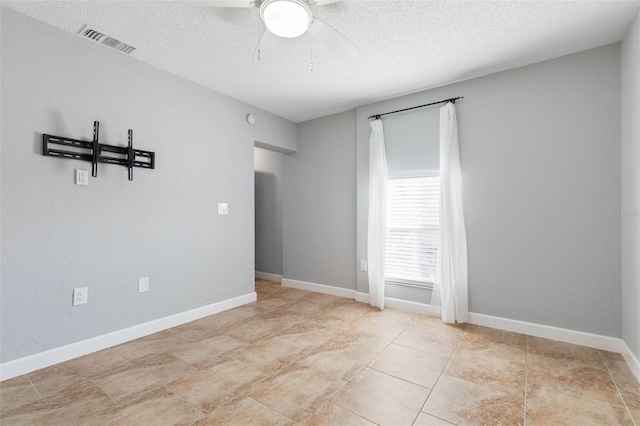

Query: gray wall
left=621, top=13, right=640, bottom=358
left=254, top=147, right=284, bottom=276
left=357, top=44, right=622, bottom=337
left=0, top=8, right=295, bottom=362
left=283, top=111, right=357, bottom=289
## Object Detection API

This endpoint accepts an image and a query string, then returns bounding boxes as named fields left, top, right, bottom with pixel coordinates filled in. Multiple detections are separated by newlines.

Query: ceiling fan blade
left=307, top=18, right=358, bottom=58
left=180, top=0, right=258, bottom=8
left=308, top=0, right=343, bottom=6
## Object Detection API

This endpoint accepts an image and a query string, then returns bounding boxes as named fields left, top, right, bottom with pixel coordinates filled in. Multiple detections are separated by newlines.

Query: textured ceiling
left=2, top=1, right=639, bottom=122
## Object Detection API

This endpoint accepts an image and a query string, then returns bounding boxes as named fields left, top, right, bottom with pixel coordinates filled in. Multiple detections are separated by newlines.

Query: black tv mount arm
left=42, top=121, right=155, bottom=181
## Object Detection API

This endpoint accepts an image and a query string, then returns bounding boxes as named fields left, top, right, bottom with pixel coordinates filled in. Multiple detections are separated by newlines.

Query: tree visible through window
left=385, top=173, right=440, bottom=287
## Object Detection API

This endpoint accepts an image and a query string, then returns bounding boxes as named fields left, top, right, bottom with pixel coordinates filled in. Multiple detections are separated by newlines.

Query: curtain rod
left=367, top=96, right=464, bottom=120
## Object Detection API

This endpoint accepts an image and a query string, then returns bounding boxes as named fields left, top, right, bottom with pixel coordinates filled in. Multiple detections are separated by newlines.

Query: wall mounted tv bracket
left=42, top=121, right=155, bottom=181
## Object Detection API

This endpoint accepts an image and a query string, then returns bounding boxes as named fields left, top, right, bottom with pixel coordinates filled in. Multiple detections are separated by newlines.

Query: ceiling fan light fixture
left=260, top=0, right=312, bottom=38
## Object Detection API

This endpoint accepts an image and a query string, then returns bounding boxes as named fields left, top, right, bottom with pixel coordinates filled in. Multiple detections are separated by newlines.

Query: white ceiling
left=3, top=1, right=639, bottom=123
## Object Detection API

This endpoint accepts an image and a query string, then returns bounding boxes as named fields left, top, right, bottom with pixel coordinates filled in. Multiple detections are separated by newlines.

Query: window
left=385, top=172, right=440, bottom=287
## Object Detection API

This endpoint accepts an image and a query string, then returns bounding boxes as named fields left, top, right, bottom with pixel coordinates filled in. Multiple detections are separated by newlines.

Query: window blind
left=385, top=174, right=440, bottom=286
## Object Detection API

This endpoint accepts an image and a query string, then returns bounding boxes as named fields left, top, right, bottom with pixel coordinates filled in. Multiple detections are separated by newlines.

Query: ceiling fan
left=187, top=0, right=358, bottom=59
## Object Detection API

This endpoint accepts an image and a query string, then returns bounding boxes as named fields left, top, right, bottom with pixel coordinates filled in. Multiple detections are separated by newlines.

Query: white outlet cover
left=217, top=203, right=228, bottom=215
left=73, top=287, right=88, bottom=305
left=75, top=169, right=89, bottom=186
left=138, top=277, right=149, bottom=293
left=359, top=260, right=368, bottom=271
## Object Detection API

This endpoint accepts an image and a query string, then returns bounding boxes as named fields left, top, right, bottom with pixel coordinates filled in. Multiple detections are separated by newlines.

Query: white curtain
left=368, top=120, right=388, bottom=309
left=431, top=102, right=468, bottom=323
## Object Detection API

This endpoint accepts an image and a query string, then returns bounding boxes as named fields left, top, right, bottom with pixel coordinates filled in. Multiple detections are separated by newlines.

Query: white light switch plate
left=138, top=277, right=149, bottom=293
left=217, top=203, right=228, bottom=215
left=73, top=287, right=88, bottom=305
left=75, top=169, right=89, bottom=186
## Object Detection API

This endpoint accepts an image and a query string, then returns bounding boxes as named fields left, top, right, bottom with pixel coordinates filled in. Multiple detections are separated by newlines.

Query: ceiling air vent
left=77, top=25, right=136, bottom=55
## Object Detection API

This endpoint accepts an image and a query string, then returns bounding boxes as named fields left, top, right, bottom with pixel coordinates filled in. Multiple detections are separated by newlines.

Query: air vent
left=77, top=25, right=136, bottom=55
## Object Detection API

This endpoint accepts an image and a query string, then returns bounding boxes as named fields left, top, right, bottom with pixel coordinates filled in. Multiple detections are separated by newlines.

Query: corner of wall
left=621, top=10, right=640, bottom=362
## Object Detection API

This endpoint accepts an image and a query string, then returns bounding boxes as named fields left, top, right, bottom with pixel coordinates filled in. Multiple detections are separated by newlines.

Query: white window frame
left=385, top=170, right=440, bottom=289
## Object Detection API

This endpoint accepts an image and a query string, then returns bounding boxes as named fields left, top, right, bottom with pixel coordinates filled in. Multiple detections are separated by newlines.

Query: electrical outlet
left=138, top=277, right=149, bottom=293
left=73, top=287, right=88, bottom=305
left=217, top=203, right=228, bottom=215
left=75, top=169, right=89, bottom=186
left=359, top=260, right=368, bottom=271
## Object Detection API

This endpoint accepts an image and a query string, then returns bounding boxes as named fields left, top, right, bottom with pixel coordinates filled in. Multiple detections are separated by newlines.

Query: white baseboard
left=255, top=271, right=283, bottom=283
left=285, top=279, right=637, bottom=376
left=282, top=278, right=356, bottom=299
left=383, top=297, right=440, bottom=316
left=622, top=342, right=640, bottom=383
left=466, top=312, right=623, bottom=353
left=355, top=292, right=370, bottom=304
left=0, top=292, right=257, bottom=382
left=305, top=282, right=624, bottom=353
left=354, top=291, right=439, bottom=316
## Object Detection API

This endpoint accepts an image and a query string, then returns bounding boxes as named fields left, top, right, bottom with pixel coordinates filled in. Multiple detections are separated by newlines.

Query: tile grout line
left=324, top=320, right=431, bottom=425
left=314, top=378, right=375, bottom=425
left=529, top=343, right=637, bottom=423
left=25, top=375, right=43, bottom=400
left=325, top=316, right=414, bottom=386
left=247, top=396, right=303, bottom=425
left=523, top=336, right=529, bottom=426
left=240, top=357, right=349, bottom=425
left=162, top=386, right=206, bottom=418
left=225, top=350, right=334, bottom=422
left=365, top=364, right=434, bottom=391
left=314, top=400, right=381, bottom=426
left=391, top=339, right=459, bottom=358
left=251, top=395, right=319, bottom=425
left=226, top=319, right=343, bottom=377
left=296, top=327, right=379, bottom=425
left=90, top=379, right=121, bottom=407
left=599, top=351, right=638, bottom=426
left=418, top=324, right=466, bottom=420
left=227, top=297, right=345, bottom=345
left=408, top=399, right=424, bottom=425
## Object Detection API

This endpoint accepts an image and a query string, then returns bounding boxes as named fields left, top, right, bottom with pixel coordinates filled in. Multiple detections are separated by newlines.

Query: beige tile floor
left=1, top=279, right=639, bottom=425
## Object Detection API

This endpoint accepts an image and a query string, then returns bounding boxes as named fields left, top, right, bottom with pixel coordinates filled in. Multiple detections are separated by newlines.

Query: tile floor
left=1, top=279, right=639, bottom=425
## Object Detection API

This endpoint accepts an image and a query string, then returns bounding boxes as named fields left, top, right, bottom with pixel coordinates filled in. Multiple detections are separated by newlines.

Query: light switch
left=138, top=277, right=149, bottom=293
left=217, top=203, right=228, bottom=215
